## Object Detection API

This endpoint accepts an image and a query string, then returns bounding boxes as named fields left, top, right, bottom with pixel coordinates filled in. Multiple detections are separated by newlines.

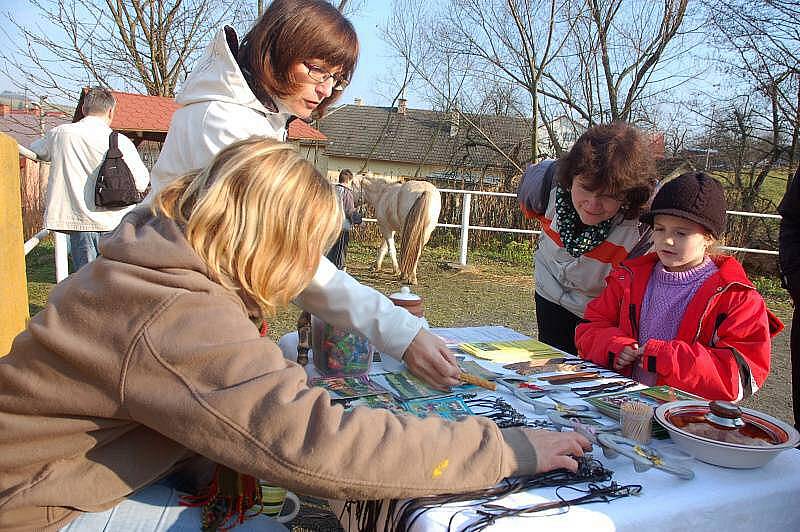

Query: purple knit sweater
left=633, top=257, right=718, bottom=384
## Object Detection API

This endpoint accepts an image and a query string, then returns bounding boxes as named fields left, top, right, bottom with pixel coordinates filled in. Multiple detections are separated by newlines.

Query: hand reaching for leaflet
left=402, top=328, right=461, bottom=390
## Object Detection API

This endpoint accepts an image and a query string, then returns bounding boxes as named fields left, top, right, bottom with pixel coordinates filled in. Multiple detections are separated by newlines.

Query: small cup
left=259, top=483, right=300, bottom=524
left=388, top=286, right=424, bottom=318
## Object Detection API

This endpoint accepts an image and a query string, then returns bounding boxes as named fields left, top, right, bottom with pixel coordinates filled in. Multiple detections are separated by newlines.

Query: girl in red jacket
left=575, top=172, right=783, bottom=401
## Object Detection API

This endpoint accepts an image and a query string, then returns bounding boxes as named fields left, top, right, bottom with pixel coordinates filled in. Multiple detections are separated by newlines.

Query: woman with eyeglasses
left=517, top=122, right=657, bottom=355
left=150, top=0, right=462, bottom=390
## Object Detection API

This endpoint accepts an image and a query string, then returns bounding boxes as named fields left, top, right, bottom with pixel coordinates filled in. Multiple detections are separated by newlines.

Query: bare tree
left=1, top=0, right=249, bottom=100
left=630, top=101, right=690, bottom=159
left=383, top=0, right=697, bottom=166
left=694, top=96, right=784, bottom=251
left=429, top=0, right=574, bottom=159
left=703, top=0, right=800, bottom=167
left=540, top=0, right=693, bottom=125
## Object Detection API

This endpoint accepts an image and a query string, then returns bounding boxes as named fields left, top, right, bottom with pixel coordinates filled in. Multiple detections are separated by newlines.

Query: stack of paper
left=458, top=339, right=563, bottom=363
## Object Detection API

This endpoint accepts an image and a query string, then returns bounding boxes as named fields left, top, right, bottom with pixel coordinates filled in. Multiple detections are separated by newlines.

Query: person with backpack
left=517, top=122, right=657, bottom=355
left=326, top=168, right=361, bottom=269
left=576, top=172, right=782, bottom=400
left=147, top=0, right=461, bottom=389
left=30, top=87, right=150, bottom=271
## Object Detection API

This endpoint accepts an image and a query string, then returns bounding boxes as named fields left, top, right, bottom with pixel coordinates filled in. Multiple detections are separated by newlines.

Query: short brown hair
left=153, top=137, right=340, bottom=317
left=338, top=169, right=353, bottom=183
left=238, top=0, right=359, bottom=118
left=557, top=122, right=656, bottom=219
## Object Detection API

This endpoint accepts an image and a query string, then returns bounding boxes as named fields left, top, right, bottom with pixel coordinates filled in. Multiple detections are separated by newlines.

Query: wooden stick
left=459, top=371, right=496, bottom=391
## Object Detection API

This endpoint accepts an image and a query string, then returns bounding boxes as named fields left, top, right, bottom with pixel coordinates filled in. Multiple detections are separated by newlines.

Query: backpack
left=95, top=132, right=142, bottom=208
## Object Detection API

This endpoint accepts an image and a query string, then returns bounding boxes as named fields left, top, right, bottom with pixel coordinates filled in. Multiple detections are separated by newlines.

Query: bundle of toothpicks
left=621, top=400, right=654, bottom=444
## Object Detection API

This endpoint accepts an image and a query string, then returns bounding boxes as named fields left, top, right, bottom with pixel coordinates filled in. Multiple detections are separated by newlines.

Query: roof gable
left=317, top=104, right=532, bottom=170
left=288, top=118, right=327, bottom=141
left=109, top=92, right=180, bottom=132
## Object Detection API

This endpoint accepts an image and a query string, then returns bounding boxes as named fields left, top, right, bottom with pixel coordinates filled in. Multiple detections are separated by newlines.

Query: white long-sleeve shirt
left=149, top=27, right=422, bottom=357
left=31, top=115, right=150, bottom=232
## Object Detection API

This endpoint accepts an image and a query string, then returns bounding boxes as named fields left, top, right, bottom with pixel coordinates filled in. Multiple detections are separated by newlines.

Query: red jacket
left=575, top=253, right=783, bottom=401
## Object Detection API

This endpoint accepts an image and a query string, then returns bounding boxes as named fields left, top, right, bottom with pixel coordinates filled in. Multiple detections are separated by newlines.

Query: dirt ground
left=269, top=242, right=796, bottom=427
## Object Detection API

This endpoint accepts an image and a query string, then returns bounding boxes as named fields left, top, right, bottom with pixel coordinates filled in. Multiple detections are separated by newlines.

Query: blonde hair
left=153, top=137, right=341, bottom=316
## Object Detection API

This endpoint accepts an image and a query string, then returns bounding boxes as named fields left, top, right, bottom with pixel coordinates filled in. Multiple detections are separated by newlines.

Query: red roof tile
left=109, top=91, right=180, bottom=133
left=288, top=119, right=327, bottom=141
left=75, top=89, right=326, bottom=142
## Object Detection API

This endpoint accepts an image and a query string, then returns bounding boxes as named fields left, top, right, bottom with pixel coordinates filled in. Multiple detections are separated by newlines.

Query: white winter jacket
left=149, top=27, right=422, bottom=357
left=31, top=116, right=150, bottom=232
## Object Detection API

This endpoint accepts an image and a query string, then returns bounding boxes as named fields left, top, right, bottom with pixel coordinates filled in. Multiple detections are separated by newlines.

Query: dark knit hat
left=641, top=172, right=727, bottom=237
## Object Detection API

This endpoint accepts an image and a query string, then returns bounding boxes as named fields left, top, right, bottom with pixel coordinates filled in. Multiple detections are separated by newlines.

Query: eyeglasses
left=303, top=62, right=349, bottom=91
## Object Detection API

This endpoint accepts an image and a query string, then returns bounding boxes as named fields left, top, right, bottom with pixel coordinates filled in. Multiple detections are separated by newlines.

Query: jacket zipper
left=619, top=264, right=639, bottom=339
left=629, top=303, right=640, bottom=339
left=692, top=281, right=751, bottom=343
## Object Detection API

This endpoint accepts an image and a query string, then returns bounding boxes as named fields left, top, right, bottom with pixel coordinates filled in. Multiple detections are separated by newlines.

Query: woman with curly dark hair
left=518, top=122, right=657, bottom=354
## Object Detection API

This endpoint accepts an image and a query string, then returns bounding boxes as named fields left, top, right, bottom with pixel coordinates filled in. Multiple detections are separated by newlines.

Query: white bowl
left=655, top=400, right=800, bottom=469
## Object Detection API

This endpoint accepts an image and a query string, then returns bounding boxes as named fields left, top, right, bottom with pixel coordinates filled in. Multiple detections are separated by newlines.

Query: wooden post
left=0, top=133, right=29, bottom=355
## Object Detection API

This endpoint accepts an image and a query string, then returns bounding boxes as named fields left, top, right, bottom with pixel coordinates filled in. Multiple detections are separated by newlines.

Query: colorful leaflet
left=404, top=396, right=474, bottom=421
left=309, top=375, right=389, bottom=399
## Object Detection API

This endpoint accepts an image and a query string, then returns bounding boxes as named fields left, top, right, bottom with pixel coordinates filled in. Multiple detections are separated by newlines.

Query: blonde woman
left=0, top=138, right=588, bottom=531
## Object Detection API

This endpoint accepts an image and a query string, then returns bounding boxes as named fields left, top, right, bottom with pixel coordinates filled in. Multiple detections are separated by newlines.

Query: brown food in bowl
left=669, top=411, right=783, bottom=446
left=679, top=422, right=775, bottom=446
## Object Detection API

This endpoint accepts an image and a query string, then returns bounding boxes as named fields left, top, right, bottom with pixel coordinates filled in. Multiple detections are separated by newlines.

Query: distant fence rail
left=370, top=188, right=781, bottom=265
left=16, top=143, right=781, bottom=284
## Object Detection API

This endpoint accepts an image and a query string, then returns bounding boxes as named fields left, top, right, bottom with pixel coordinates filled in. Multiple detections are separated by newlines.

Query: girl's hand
left=614, top=342, right=641, bottom=371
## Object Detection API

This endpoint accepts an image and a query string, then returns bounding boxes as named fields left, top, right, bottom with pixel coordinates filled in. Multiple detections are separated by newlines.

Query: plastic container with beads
left=311, top=316, right=373, bottom=376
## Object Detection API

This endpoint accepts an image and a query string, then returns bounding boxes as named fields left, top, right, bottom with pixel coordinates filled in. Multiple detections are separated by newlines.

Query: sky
left=0, top=0, right=729, bottom=130
left=0, top=0, right=408, bottom=109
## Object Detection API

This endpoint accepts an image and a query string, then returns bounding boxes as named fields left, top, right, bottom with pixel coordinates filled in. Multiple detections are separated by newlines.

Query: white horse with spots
left=352, top=175, right=441, bottom=285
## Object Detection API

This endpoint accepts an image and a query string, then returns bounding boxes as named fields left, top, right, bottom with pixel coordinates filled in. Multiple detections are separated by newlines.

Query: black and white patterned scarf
left=555, top=186, right=615, bottom=257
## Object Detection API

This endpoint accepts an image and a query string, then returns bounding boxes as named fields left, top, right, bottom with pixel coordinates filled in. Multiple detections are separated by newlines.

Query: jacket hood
left=176, top=27, right=290, bottom=119
left=101, top=206, right=267, bottom=318
left=100, top=206, right=209, bottom=276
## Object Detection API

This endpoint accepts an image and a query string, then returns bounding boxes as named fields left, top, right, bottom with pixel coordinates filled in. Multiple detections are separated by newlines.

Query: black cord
left=387, top=456, right=615, bottom=532
left=460, top=482, right=642, bottom=532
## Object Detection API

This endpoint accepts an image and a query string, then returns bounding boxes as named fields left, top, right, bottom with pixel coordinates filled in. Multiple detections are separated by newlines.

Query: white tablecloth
left=410, top=443, right=800, bottom=532
left=285, top=326, right=800, bottom=531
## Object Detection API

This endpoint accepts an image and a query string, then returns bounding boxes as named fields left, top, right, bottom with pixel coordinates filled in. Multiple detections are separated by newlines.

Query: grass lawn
left=25, top=236, right=796, bottom=425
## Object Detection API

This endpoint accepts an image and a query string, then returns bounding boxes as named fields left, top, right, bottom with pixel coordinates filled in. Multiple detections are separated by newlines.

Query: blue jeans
left=59, top=484, right=289, bottom=531
left=65, top=231, right=105, bottom=272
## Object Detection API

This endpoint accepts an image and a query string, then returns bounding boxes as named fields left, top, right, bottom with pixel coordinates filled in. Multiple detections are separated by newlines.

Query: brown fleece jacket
left=0, top=208, right=536, bottom=531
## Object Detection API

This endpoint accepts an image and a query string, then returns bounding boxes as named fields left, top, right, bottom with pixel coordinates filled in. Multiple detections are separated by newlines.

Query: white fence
left=372, top=188, right=781, bottom=266
left=18, top=145, right=782, bottom=283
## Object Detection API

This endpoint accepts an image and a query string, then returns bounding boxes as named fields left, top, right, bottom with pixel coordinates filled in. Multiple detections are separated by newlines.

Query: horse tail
left=400, top=190, right=431, bottom=281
